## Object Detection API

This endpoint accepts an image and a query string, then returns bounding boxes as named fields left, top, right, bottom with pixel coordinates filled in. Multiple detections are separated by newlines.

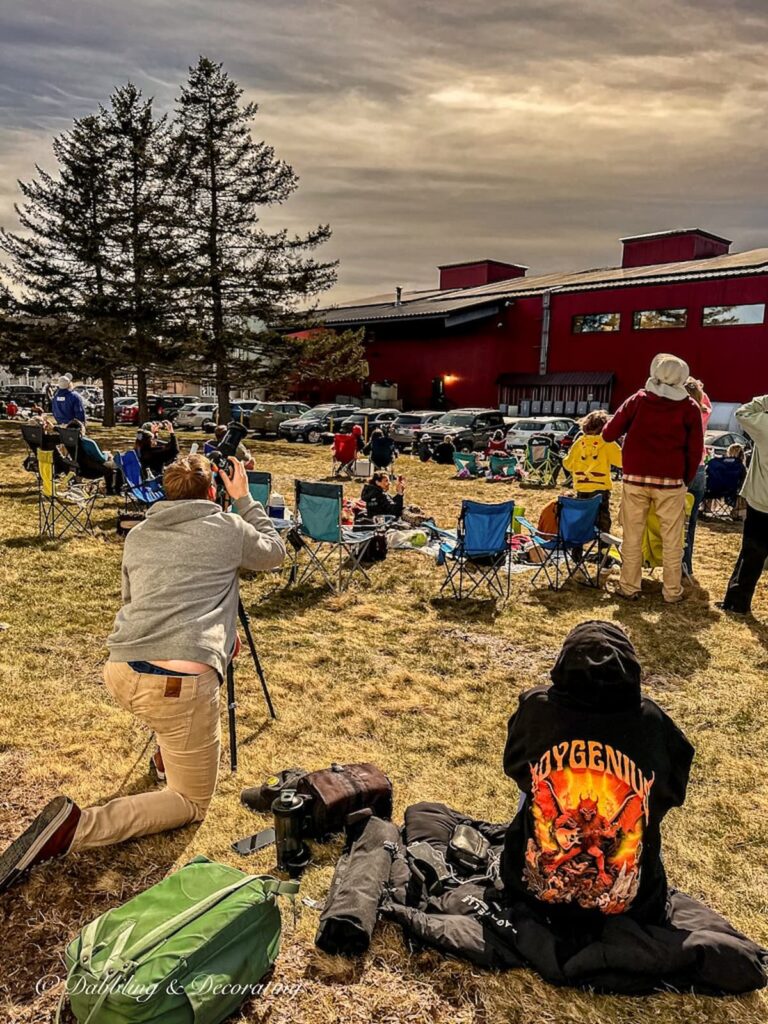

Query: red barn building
left=320, top=229, right=768, bottom=414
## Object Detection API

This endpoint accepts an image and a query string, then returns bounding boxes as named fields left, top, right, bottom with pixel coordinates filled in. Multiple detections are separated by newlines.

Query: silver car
left=506, top=416, right=578, bottom=450
left=391, top=411, right=446, bottom=448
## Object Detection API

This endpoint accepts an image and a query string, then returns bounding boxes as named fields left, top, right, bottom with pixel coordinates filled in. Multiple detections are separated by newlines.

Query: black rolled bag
left=318, top=801, right=767, bottom=996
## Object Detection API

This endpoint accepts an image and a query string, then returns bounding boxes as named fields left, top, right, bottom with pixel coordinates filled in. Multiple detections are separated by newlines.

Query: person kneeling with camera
left=0, top=454, right=285, bottom=895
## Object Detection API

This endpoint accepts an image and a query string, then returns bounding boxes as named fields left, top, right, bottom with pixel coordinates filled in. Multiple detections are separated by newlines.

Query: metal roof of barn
left=321, top=248, right=768, bottom=326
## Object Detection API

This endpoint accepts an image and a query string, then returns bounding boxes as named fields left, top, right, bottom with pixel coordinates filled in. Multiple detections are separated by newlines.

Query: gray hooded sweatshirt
left=107, top=495, right=285, bottom=677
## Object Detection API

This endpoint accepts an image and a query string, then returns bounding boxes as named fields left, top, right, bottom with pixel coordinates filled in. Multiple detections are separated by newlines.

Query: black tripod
left=227, top=596, right=277, bottom=773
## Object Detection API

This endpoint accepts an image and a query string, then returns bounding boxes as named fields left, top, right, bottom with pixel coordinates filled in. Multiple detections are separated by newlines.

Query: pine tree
left=171, top=56, right=338, bottom=420
left=101, top=84, right=190, bottom=423
left=0, top=113, right=126, bottom=421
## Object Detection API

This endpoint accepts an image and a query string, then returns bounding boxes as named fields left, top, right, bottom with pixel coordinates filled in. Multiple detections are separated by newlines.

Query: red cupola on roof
left=620, top=228, right=731, bottom=268
left=438, top=259, right=527, bottom=290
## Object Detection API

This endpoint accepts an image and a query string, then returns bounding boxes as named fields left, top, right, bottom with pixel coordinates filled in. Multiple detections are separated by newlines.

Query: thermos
left=272, top=790, right=309, bottom=876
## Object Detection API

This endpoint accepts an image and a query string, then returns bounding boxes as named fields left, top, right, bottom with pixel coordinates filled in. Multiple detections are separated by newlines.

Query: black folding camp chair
left=36, top=448, right=98, bottom=538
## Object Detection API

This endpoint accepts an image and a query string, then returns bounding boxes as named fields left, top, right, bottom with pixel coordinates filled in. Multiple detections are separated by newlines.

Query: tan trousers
left=71, top=662, right=221, bottom=851
left=619, top=483, right=686, bottom=602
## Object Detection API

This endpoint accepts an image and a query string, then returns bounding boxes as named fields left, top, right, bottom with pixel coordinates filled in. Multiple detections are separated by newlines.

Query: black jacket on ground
left=361, top=482, right=404, bottom=519
left=501, top=621, right=694, bottom=926
left=378, top=802, right=767, bottom=995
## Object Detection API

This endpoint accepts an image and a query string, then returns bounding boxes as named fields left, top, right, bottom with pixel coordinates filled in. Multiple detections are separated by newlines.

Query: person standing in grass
left=562, top=409, right=622, bottom=533
left=0, top=454, right=285, bottom=895
left=719, top=394, right=768, bottom=615
left=602, top=353, right=703, bottom=604
left=682, top=376, right=712, bottom=576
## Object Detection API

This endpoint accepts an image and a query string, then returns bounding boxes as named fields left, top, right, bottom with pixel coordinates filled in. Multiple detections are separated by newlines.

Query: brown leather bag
left=296, top=763, right=393, bottom=839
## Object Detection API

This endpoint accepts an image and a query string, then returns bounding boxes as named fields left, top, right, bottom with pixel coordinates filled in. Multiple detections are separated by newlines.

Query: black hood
left=361, top=482, right=380, bottom=501
left=549, top=620, right=642, bottom=713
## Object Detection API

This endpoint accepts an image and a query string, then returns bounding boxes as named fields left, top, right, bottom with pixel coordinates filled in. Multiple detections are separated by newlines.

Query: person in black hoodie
left=361, top=472, right=405, bottom=519
left=502, top=620, right=694, bottom=927
left=433, top=435, right=457, bottom=465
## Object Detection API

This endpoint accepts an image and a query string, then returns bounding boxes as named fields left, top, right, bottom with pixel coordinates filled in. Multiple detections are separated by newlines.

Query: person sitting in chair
left=485, top=429, right=508, bottom=456
left=433, top=435, right=457, bottom=465
left=361, top=471, right=405, bottom=519
left=135, top=420, right=179, bottom=479
left=0, top=454, right=285, bottom=895
left=66, top=420, right=124, bottom=495
left=366, top=428, right=397, bottom=471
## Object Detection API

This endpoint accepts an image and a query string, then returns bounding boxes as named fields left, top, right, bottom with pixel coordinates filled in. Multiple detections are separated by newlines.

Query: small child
left=562, top=409, right=622, bottom=532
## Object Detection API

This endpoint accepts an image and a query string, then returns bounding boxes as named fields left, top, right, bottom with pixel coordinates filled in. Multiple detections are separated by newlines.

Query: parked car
left=1, top=385, right=45, bottom=407
left=248, top=401, right=310, bottom=435
left=505, top=416, right=579, bottom=450
left=278, top=404, right=360, bottom=444
left=391, top=410, right=446, bottom=448
left=174, top=402, right=218, bottom=430
left=704, top=429, right=752, bottom=460
left=338, top=408, right=400, bottom=435
left=117, top=394, right=193, bottom=425
left=558, top=420, right=582, bottom=452
left=430, top=408, right=507, bottom=451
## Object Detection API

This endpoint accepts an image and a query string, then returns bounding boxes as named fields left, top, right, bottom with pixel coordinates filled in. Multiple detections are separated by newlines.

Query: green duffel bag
left=57, top=856, right=298, bottom=1024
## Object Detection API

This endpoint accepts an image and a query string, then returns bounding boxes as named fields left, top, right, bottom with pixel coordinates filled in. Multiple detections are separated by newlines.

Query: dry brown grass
left=0, top=421, right=766, bottom=1024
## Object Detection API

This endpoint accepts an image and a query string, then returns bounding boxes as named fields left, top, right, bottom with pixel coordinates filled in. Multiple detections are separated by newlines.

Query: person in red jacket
left=603, top=354, right=703, bottom=603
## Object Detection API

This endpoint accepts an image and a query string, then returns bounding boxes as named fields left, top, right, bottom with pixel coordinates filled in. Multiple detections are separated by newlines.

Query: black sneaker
left=241, top=768, right=308, bottom=814
left=0, top=796, right=81, bottom=894
left=714, top=601, right=748, bottom=616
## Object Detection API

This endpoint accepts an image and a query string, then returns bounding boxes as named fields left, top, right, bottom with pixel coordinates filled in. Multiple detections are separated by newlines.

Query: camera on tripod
left=209, top=420, right=249, bottom=477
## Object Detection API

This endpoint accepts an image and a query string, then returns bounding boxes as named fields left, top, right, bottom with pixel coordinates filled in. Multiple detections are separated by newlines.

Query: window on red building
left=702, top=303, right=765, bottom=327
left=572, top=312, right=621, bottom=333
left=633, top=308, right=687, bottom=329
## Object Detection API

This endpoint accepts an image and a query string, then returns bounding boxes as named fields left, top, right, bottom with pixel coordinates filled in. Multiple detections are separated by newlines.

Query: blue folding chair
left=246, top=471, right=271, bottom=508
left=439, top=499, right=514, bottom=600
left=517, top=494, right=603, bottom=590
left=114, top=451, right=164, bottom=509
left=291, top=480, right=376, bottom=592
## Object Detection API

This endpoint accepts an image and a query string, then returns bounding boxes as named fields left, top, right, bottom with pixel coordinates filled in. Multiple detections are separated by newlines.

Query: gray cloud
left=1, top=0, right=768, bottom=301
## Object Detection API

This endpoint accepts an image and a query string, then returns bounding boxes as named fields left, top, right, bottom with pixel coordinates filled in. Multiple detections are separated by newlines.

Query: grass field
left=0, top=421, right=767, bottom=1024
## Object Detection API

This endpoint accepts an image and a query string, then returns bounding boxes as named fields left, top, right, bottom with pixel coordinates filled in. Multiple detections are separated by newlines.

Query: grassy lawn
left=0, top=420, right=766, bottom=1024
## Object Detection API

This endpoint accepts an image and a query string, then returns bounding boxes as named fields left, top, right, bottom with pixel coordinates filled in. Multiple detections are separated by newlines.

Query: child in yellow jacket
left=562, top=409, right=622, bottom=532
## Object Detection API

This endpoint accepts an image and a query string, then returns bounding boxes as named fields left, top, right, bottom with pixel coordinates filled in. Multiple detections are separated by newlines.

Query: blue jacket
left=52, top=388, right=86, bottom=425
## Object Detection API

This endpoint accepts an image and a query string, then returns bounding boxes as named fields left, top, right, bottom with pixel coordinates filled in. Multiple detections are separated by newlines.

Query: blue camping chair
left=439, top=499, right=514, bottom=600
left=517, top=494, right=603, bottom=590
left=291, top=480, right=376, bottom=593
left=114, top=451, right=164, bottom=509
left=702, top=457, right=747, bottom=521
left=453, top=451, right=480, bottom=477
left=246, top=470, right=271, bottom=508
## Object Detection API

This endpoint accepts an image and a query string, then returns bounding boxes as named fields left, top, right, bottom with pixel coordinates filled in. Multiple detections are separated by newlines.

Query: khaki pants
left=71, top=662, right=220, bottom=851
left=619, top=483, right=686, bottom=602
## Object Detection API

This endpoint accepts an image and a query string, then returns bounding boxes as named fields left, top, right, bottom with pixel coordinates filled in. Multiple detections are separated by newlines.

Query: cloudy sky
left=1, top=0, right=767, bottom=302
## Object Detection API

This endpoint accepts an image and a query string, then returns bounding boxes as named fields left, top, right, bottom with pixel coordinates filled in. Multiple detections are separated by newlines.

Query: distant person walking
left=51, top=375, right=86, bottom=426
left=603, top=354, right=703, bottom=603
left=719, top=395, right=768, bottom=615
